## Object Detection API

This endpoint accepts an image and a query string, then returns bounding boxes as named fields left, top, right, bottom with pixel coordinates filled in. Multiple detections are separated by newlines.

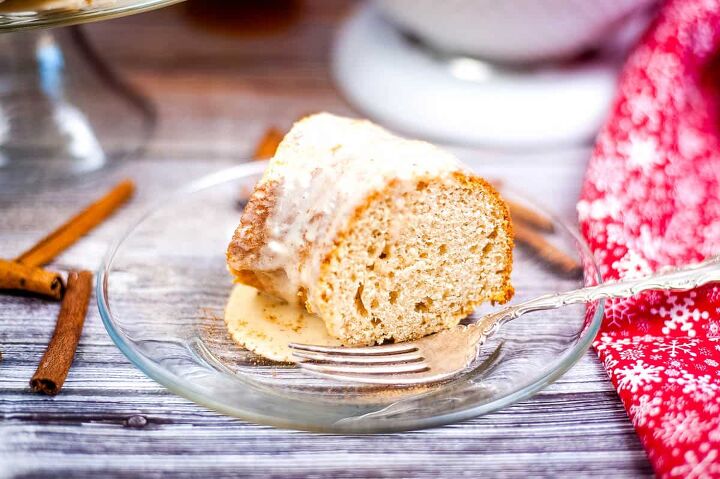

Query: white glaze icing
left=224, top=283, right=341, bottom=362
left=254, top=113, right=462, bottom=303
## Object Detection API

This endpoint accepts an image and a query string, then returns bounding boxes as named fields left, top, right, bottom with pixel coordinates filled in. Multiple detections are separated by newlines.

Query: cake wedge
left=227, top=113, right=513, bottom=346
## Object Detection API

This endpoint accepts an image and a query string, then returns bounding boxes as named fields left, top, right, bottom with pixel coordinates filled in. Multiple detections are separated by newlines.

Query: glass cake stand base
left=0, top=26, right=155, bottom=189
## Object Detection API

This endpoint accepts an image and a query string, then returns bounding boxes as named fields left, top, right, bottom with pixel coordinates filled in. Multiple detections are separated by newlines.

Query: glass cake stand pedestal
left=0, top=0, right=182, bottom=188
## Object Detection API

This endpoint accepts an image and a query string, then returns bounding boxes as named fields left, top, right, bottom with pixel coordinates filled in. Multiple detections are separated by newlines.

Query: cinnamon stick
left=252, top=127, right=284, bottom=160
left=0, top=259, right=64, bottom=300
left=506, top=199, right=555, bottom=233
left=489, top=180, right=554, bottom=233
left=513, top=222, right=582, bottom=277
left=30, top=270, right=92, bottom=395
left=16, top=180, right=135, bottom=268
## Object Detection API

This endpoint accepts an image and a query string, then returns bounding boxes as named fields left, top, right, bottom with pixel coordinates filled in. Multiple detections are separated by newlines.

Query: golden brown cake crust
left=227, top=180, right=278, bottom=264
left=226, top=180, right=289, bottom=298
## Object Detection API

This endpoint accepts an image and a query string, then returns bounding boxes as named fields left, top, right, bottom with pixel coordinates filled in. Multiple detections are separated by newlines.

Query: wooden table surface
left=0, top=2, right=653, bottom=477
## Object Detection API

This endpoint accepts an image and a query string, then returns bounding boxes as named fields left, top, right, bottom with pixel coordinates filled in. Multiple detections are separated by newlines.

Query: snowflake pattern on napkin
left=578, top=0, right=720, bottom=476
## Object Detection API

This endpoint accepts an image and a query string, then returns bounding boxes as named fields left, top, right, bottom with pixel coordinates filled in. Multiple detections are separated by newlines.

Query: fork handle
left=480, top=255, right=720, bottom=329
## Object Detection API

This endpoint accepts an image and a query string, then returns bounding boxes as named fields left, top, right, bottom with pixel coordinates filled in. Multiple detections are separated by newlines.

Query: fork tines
left=288, top=342, right=431, bottom=384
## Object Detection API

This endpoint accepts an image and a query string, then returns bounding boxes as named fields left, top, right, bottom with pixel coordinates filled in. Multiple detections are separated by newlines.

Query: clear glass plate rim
left=97, top=161, right=605, bottom=432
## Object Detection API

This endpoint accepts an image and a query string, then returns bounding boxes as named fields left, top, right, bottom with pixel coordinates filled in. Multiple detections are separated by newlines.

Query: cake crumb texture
left=311, top=173, right=513, bottom=346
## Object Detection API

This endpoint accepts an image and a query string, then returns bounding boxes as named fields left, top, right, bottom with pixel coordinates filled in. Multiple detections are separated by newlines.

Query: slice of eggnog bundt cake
left=227, top=113, right=513, bottom=346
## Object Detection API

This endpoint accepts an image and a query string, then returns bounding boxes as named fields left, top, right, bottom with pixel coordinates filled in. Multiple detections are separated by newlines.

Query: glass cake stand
left=0, top=0, right=183, bottom=188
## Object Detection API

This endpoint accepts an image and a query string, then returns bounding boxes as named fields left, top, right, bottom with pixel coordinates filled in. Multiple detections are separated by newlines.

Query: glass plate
left=0, top=0, right=183, bottom=31
left=98, top=162, right=604, bottom=433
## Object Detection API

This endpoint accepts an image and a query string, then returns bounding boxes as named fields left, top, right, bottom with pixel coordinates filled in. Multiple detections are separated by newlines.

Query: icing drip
left=254, top=113, right=462, bottom=303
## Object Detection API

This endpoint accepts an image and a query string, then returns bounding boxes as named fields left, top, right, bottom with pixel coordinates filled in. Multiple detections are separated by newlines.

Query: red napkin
left=578, top=0, right=720, bottom=476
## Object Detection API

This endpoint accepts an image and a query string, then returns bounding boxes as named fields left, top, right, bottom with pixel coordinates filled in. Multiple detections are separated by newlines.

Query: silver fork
left=289, top=256, right=720, bottom=385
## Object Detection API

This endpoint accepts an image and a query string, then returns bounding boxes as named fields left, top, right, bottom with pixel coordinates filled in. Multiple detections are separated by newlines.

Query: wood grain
left=0, top=2, right=651, bottom=477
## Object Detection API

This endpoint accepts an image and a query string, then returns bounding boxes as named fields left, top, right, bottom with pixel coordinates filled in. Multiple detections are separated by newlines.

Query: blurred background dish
left=373, top=0, right=657, bottom=64
left=333, top=1, right=656, bottom=148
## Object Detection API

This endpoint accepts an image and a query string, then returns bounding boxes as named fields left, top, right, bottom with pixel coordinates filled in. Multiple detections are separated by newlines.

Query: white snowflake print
left=583, top=155, right=626, bottom=194
left=652, top=338, right=700, bottom=358
left=665, top=395, right=687, bottom=413
left=708, top=287, right=720, bottom=304
left=644, top=290, right=666, bottom=307
left=577, top=195, right=623, bottom=222
left=654, top=410, right=710, bottom=447
left=602, top=354, right=619, bottom=372
left=705, top=359, right=719, bottom=368
left=595, top=333, right=632, bottom=352
left=704, top=320, right=720, bottom=340
left=626, top=89, right=660, bottom=127
left=633, top=224, right=664, bottom=260
left=604, top=298, right=638, bottom=329
left=669, top=446, right=720, bottom=478
left=644, top=51, right=682, bottom=101
left=624, top=134, right=664, bottom=174
left=710, top=417, right=720, bottom=441
left=624, top=178, right=649, bottom=203
left=620, top=346, right=645, bottom=361
left=705, top=402, right=720, bottom=415
left=677, top=123, right=706, bottom=158
left=620, top=208, right=642, bottom=231
left=615, top=360, right=665, bottom=393
left=605, top=223, right=628, bottom=248
left=701, top=234, right=720, bottom=259
left=674, top=176, right=707, bottom=208
left=612, top=249, right=653, bottom=280
left=668, top=373, right=719, bottom=402
left=653, top=295, right=709, bottom=338
left=630, top=394, right=662, bottom=427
